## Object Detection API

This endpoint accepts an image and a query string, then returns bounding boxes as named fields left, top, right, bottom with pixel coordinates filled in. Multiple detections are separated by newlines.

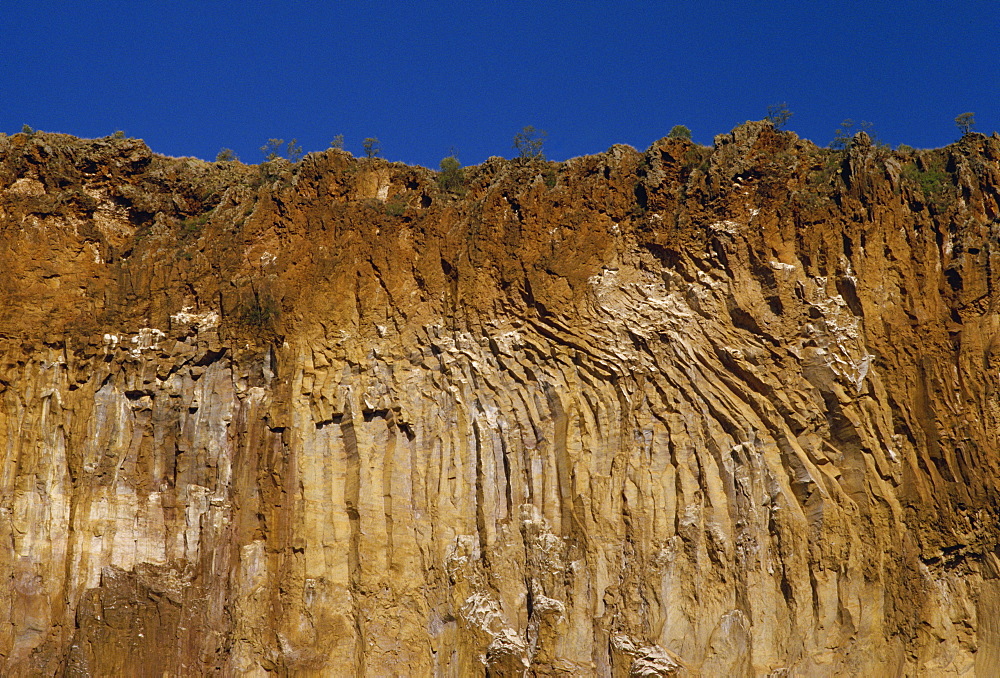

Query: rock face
left=2, top=125, right=1000, bottom=676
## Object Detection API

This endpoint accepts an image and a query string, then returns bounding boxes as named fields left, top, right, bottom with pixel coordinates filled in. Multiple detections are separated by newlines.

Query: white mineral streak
left=170, top=306, right=220, bottom=331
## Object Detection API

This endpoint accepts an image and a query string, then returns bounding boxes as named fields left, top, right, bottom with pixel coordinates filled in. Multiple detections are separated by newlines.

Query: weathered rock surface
left=3, top=125, right=1000, bottom=675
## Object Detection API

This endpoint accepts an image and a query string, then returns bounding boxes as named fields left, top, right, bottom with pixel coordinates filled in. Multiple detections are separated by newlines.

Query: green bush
left=902, top=161, right=952, bottom=210
left=438, top=155, right=465, bottom=192
left=216, top=148, right=238, bottom=162
left=902, top=163, right=948, bottom=193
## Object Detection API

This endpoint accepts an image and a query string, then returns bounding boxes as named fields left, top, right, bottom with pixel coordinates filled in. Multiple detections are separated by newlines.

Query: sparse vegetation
left=234, top=272, right=280, bottom=331
left=829, top=119, right=886, bottom=150
left=179, top=209, right=213, bottom=236
left=513, top=126, right=546, bottom=161
left=830, top=120, right=857, bottom=149
left=237, top=293, right=278, bottom=328
left=216, top=148, right=238, bottom=162
left=111, top=130, right=126, bottom=139
left=683, top=146, right=713, bottom=174
left=666, top=125, right=692, bottom=141
left=21, top=124, right=34, bottom=135
left=254, top=159, right=290, bottom=188
left=804, top=151, right=843, bottom=195
left=363, top=137, right=381, bottom=159
left=765, top=103, right=793, bottom=130
left=627, top=202, right=647, bottom=219
left=385, top=200, right=407, bottom=216
left=330, top=134, right=345, bottom=150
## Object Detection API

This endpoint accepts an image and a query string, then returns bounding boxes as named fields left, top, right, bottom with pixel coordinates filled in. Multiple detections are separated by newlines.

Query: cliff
left=2, top=123, right=1000, bottom=676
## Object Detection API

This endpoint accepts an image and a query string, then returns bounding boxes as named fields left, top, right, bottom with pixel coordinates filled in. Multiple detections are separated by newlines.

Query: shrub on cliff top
left=666, top=125, right=692, bottom=141
left=438, top=154, right=465, bottom=193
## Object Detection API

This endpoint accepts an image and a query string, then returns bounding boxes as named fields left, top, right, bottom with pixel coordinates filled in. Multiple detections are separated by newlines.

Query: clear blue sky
left=4, top=1, right=996, bottom=167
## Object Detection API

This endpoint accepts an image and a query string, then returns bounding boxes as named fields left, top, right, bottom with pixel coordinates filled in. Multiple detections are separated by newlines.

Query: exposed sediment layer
left=3, top=124, right=1000, bottom=675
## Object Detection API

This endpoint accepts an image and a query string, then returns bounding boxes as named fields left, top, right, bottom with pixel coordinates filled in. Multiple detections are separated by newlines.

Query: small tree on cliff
left=765, top=103, right=793, bottom=130
left=830, top=120, right=884, bottom=150
left=363, top=137, right=381, bottom=158
left=955, top=112, right=976, bottom=136
left=830, top=120, right=854, bottom=150
left=261, top=138, right=303, bottom=162
left=261, top=138, right=284, bottom=161
left=438, top=153, right=465, bottom=193
left=513, top=126, right=546, bottom=161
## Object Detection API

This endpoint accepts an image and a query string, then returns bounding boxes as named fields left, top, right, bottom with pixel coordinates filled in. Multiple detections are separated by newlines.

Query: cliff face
left=2, top=124, right=1000, bottom=676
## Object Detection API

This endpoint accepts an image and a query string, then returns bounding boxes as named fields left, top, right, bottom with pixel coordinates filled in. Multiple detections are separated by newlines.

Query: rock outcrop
left=3, top=124, right=1000, bottom=675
